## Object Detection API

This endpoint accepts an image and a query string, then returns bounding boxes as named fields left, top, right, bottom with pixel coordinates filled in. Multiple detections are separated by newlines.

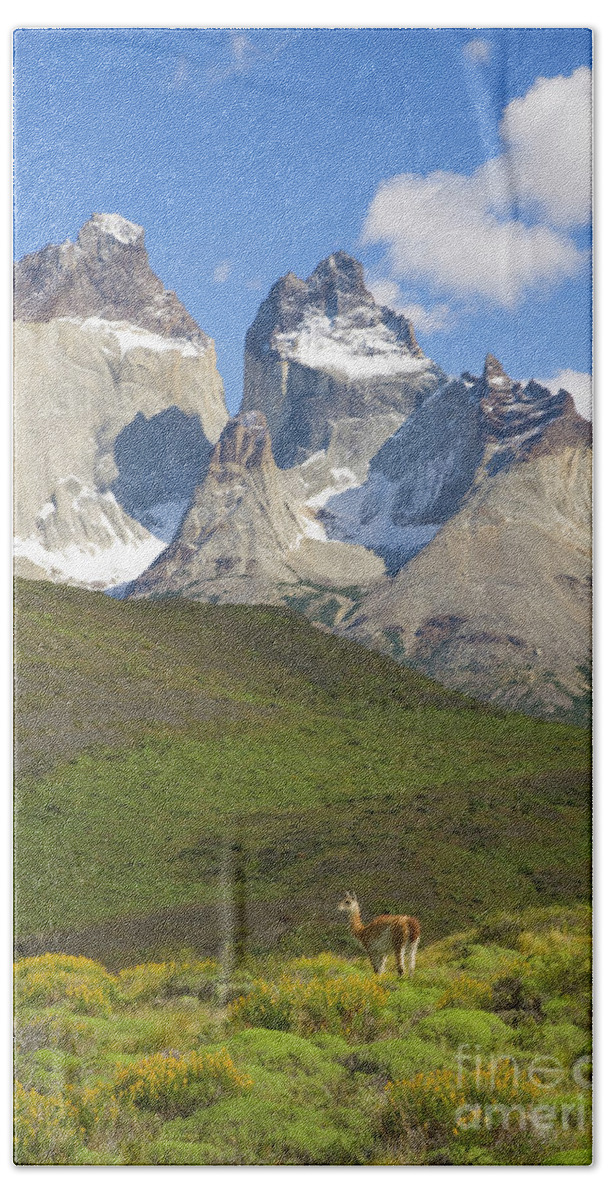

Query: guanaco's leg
left=408, top=937, right=420, bottom=978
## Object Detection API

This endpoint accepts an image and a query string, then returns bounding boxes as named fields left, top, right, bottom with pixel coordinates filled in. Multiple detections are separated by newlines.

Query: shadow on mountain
left=113, top=406, right=213, bottom=542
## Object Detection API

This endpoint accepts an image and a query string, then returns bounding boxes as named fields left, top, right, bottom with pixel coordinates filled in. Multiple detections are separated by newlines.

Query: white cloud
left=167, top=56, right=191, bottom=92
left=369, top=278, right=452, bottom=333
left=362, top=68, right=591, bottom=309
left=539, top=369, right=592, bottom=421
left=363, top=169, right=583, bottom=307
left=399, top=301, right=452, bottom=336
left=213, top=260, right=232, bottom=284
left=464, top=38, right=492, bottom=64
left=499, top=66, right=591, bottom=227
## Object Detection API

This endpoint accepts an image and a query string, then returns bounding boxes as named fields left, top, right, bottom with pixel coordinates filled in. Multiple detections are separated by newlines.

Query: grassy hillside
left=14, top=906, right=591, bottom=1165
left=15, top=580, right=590, bottom=961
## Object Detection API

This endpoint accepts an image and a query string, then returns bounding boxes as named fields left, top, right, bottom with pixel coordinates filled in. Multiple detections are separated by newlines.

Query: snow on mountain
left=14, top=214, right=228, bottom=591
left=274, top=310, right=435, bottom=379
left=14, top=480, right=166, bottom=590
left=243, top=250, right=446, bottom=468
left=58, top=316, right=206, bottom=359
left=86, top=212, right=144, bottom=245
left=320, top=355, right=590, bottom=575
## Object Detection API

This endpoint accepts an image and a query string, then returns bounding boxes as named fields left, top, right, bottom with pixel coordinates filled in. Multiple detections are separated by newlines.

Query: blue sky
left=13, top=27, right=592, bottom=412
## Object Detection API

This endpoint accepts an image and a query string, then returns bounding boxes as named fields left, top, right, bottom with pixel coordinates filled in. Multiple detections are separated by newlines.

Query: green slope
left=14, top=581, right=590, bottom=962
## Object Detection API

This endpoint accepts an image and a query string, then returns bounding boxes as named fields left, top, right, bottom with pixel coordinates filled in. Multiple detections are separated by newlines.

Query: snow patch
left=59, top=316, right=202, bottom=359
left=89, top=212, right=144, bottom=245
left=14, top=528, right=166, bottom=590
left=274, top=312, right=431, bottom=379
left=293, top=512, right=328, bottom=545
left=307, top=467, right=359, bottom=511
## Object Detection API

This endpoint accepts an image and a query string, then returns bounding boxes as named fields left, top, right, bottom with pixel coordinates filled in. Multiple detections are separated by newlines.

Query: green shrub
left=535, top=1021, right=591, bottom=1067
left=437, top=976, right=493, bottom=1011
left=384, top=985, right=443, bottom=1027
left=459, top=943, right=524, bottom=979
left=415, top=1009, right=513, bottom=1052
left=360, top=1035, right=446, bottom=1080
left=14, top=1010, right=95, bottom=1056
left=519, top=930, right=591, bottom=1000
left=14, top=1081, right=84, bottom=1164
left=543, top=995, right=592, bottom=1030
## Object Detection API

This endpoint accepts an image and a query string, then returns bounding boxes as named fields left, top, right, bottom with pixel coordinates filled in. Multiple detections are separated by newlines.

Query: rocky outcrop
left=319, top=356, right=590, bottom=575
left=321, top=378, right=485, bottom=572
left=469, top=353, right=591, bottom=469
left=14, top=214, right=228, bottom=589
left=14, top=212, right=204, bottom=341
left=242, top=251, right=446, bottom=468
left=342, top=405, right=591, bottom=721
left=128, top=411, right=385, bottom=606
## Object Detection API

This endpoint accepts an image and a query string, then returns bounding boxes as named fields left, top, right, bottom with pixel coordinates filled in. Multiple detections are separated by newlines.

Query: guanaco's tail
left=407, top=916, right=421, bottom=943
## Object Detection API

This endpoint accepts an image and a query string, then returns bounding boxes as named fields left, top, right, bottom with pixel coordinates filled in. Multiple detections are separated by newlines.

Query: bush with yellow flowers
left=14, top=1081, right=85, bottom=1164
left=230, top=978, right=295, bottom=1031
left=113, top=1047, right=252, bottom=1118
left=231, top=969, right=387, bottom=1040
left=116, top=959, right=218, bottom=1004
left=14, top=954, right=116, bottom=1016
left=384, top=1062, right=545, bottom=1151
left=436, top=975, right=493, bottom=1011
left=298, top=973, right=388, bottom=1039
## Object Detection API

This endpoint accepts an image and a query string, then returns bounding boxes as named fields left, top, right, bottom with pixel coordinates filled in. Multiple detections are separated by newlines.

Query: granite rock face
left=321, top=378, right=485, bottom=573
left=242, top=251, right=446, bottom=468
left=341, top=374, right=591, bottom=721
left=14, top=215, right=228, bottom=589
left=128, top=410, right=385, bottom=608
left=14, top=212, right=205, bottom=342
left=320, top=355, right=590, bottom=575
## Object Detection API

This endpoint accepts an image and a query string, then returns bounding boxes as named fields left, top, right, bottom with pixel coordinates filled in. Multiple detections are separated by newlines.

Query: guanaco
left=338, top=892, right=420, bottom=978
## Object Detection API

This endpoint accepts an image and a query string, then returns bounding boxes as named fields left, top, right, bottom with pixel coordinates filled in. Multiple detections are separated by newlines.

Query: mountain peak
left=466, top=355, right=590, bottom=460
left=78, top=212, right=145, bottom=250
left=308, top=250, right=366, bottom=287
left=483, top=354, right=511, bottom=389
left=14, top=214, right=206, bottom=342
left=243, top=251, right=446, bottom=466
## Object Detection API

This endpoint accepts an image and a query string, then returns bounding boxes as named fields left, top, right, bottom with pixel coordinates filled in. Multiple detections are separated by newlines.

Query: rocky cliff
left=14, top=215, right=228, bottom=589
left=342, top=364, right=591, bottom=721
left=14, top=212, right=203, bottom=340
left=242, top=251, right=446, bottom=469
left=320, top=354, right=588, bottom=574
left=128, top=410, right=385, bottom=610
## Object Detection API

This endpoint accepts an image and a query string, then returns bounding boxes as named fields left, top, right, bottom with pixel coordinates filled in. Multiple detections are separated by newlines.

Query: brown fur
left=338, top=894, right=421, bottom=978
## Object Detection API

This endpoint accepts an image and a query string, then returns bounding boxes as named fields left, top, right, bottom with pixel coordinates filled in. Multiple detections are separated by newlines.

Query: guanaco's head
left=338, top=891, right=359, bottom=916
